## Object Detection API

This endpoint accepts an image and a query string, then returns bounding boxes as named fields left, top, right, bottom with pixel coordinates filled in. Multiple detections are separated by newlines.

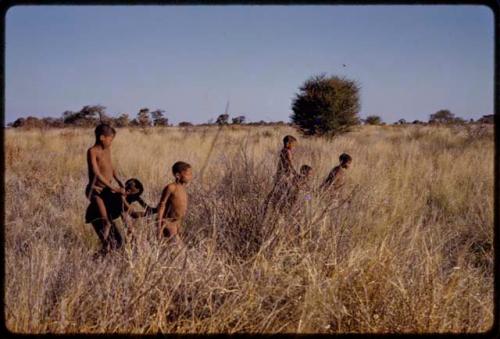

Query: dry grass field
left=4, top=124, right=494, bottom=333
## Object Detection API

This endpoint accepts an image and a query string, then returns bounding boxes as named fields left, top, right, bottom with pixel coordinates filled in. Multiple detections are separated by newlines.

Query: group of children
left=85, top=124, right=191, bottom=255
left=263, top=135, right=352, bottom=218
left=85, top=124, right=351, bottom=256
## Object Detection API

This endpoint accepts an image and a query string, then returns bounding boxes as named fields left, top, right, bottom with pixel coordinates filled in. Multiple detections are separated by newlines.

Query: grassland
left=4, top=124, right=494, bottom=333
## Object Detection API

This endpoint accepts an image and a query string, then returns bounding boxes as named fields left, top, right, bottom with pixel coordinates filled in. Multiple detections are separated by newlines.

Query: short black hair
left=300, top=164, right=312, bottom=175
left=283, top=135, right=297, bottom=146
left=95, top=123, right=116, bottom=139
left=339, top=153, right=352, bottom=163
left=125, top=178, right=144, bottom=203
left=172, top=161, right=191, bottom=175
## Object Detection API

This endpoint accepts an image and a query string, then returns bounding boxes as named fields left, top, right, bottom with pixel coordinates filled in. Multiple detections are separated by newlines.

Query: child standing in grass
left=275, top=135, right=299, bottom=183
left=85, top=123, right=126, bottom=255
left=320, top=153, right=352, bottom=193
left=263, top=135, right=299, bottom=216
left=156, top=161, right=193, bottom=245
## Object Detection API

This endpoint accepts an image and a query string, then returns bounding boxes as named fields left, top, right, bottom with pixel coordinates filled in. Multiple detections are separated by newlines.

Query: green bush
left=291, top=74, right=361, bottom=136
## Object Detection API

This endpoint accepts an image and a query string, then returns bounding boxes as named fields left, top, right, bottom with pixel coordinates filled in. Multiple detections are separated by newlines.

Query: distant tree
left=114, top=113, right=130, bottom=127
left=62, top=105, right=106, bottom=126
left=216, top=113, right=229, bottom=125
left=10, top=116, right=44, bottom=129
left=41, top=117, right=64, bottom=128
left=396, top=119, right=407, bottom=125
left=178, top=121, right=194, bottom=127
left=136, top=108, right=152, bottom=128
left=232, top=115, right=246, bottom=124
left=82, top=105, right=108, bottom=123
left=10, top=117, right=26, bottom=128
left=429, top=109, right=456, bottom=124
left=365, top=115, right=383, bottom=125
left=412, top=120, right=423, bottom=125
left=478, top=114, right=494, bottom=124
left=291, top=73, right=360, bottom=137
left=151, top=109, right=169, bottom=126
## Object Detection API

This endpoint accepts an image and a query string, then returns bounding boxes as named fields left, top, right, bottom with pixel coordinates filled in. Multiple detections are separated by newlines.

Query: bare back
left=87, top=145, right=114, bottom=189
left=321, top=165, right=346, bottom=191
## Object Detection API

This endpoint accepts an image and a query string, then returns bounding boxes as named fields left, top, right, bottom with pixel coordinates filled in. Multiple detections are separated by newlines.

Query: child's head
left=339, top=153, right=352, bottom=168
left=300, top=164, right=313, bottom=177
left=125, top=178, right=144, bottom=203
left=283, top=135, right=297, bottom=149
left=172, top=161, right=193, bottom=184
left=95, top=123, right=116, bottom=147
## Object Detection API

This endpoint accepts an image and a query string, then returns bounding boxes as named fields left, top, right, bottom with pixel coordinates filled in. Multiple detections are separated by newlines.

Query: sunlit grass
left=4, top=124, right=494, bottom=333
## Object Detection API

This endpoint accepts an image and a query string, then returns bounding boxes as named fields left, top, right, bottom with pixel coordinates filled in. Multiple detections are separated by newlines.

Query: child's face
left=177, top=168, right=193, bottom=184
left=125, top=182, right=140, bottom=196
left=287, top=141, right=297, bottom=150
left=100, top=134, right=114, bottom=148
left=342, top=160, right=352, bottom=169
left=300, top=168, right=312, bottom=177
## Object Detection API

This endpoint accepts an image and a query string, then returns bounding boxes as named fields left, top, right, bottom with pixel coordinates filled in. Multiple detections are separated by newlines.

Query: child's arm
left=137, top=197, right=158, bottom=215
left=88, top=148, right=123, bottom=193
left=156, top=185, right=174, bottom=239
left=121, top=199, right=145, bottom=219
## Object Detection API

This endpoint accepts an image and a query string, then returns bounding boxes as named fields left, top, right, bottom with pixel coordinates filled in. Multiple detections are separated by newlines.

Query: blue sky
left=6, top=5, right=494, bottom=124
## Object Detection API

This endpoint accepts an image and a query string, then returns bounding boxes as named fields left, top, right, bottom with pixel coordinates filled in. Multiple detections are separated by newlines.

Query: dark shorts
left=85, top=186, right=124, bottom=223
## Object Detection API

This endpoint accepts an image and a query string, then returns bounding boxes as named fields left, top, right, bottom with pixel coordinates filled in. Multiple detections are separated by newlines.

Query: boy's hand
left=114, top=187, right=126, bottom=195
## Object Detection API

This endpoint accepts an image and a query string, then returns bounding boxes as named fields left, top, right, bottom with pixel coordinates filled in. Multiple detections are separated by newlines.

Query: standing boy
left=156, top=161, right=193, bottom=245
left=85, top=123, right=126, bottom=254
left=263, top=135, right=299, bottom=216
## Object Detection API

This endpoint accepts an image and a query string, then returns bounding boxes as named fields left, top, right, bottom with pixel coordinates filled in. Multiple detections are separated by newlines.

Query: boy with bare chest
left=85, top=124, right=126, bottom=254
left=156, top=161, right=193, bottom=245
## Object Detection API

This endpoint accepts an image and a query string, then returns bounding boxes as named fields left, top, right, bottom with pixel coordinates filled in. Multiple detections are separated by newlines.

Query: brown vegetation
left=5, top=124, right=493, bottom=333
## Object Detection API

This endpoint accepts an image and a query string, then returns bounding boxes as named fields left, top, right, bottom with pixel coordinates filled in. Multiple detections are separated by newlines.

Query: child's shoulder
left=331, top=165, right=342, bottom=174
left=166, top=182, right=179, bottom=192
left=88, top=144, right=102, bottom=153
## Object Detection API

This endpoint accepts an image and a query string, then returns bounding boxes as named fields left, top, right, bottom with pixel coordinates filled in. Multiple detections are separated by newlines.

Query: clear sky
left=6, top=5, right=494, bottom=124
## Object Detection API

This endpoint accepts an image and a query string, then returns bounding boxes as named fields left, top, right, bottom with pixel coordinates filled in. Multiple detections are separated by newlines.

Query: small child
left=85, top=178, right=156, bottom=253
left=123, top=178, right=157, bottom=217
left=281, top=164, right=313, bottom=214
left=319, top=153, right=352, bottom=193
left=156, top=161, right=193, bottom=245
left=85, top=123, right=126, bottom=254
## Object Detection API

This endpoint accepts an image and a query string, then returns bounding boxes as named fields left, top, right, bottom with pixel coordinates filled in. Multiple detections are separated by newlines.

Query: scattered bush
left=291, top=73, right=361, bottom=137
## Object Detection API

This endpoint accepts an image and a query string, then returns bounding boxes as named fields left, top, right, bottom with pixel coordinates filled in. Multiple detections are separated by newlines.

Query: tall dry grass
left=4, top=124, right=494, bottom=333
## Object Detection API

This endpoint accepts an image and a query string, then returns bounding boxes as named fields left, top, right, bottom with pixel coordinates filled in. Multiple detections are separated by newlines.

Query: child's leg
left=91, top=221, right=110, bottom=256
left=163, top=221, right=183, bottom=246
left=108, top=222, right=123, bottom=250
left=93, top=195, right=112, bottom=251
